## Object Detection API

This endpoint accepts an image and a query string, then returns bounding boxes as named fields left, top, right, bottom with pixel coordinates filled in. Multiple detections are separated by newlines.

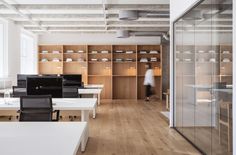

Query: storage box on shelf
left=137, top=45, right=162, bottom=99
left=38, top=45, right=63, bottom=74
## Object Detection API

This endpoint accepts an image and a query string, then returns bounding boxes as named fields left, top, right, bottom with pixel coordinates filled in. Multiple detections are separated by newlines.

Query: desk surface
left=0, top=84, right=104, bottom=94
left=0, top=122, right=86, bottom=155
left=78, top=88, right=102, bottom=94
left=0, top=98, right=97, bottom=110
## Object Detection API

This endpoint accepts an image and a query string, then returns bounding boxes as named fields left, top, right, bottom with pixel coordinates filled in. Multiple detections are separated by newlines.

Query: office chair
left=12, top=86, right=27, bottom=97
left=63, top=86, right=79, bottom=98
left=62, top=86, right=79, bottom=121
left=19, top=95, right=60, bottom=121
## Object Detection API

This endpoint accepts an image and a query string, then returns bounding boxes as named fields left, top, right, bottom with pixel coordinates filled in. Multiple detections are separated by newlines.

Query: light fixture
left=119, top=10, right=169, bottom=20
left=116, top=30, right=169, bottom=41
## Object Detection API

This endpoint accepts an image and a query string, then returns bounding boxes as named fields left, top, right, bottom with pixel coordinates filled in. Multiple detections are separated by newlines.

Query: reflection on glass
left=174, top=0, right=232, bottom=154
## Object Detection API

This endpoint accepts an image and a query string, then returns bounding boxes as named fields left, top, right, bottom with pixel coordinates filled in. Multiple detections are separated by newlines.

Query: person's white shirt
left=144, top=69, right=155, bottom=87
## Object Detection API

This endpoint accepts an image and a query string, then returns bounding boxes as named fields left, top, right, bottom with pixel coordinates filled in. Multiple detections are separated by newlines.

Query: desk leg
left=98, top=93, right=101, bottom=105
left=92, top=94, right=97, bottom=119
left=81, top=110, right=89, bottom=152
left=166, top=95, right=169, bottom=110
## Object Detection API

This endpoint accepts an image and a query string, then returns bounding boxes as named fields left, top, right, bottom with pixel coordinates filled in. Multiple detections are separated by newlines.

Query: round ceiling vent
left=116, top=30, right=130, bottom=38
left=119, top=10, right=138, bottom=20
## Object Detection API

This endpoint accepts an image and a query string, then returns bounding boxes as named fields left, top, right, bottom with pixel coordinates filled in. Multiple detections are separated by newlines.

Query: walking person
left=144, top=63, right=155, bottom=101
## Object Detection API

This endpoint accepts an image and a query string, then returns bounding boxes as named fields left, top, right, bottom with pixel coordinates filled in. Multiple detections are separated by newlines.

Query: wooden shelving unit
left=88, top=45, right=112, bottom=99
left=38, top=45, right=63, bottom=74
left=112, top=45, right=137, bottom=99
left=63, top=45, right=88, bottom=84
left=137, top=45, right=162, bottom=99
left=38, top=44, right=163, bottom=100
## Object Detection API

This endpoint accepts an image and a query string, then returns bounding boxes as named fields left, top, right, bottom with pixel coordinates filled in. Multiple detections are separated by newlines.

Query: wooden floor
left=77, top=100, right=200, bottom=155
left=0, top=99, right=201, bottom=155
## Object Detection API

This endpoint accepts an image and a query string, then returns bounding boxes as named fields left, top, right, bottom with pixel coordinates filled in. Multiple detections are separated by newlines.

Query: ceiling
left=0, top=0, right=170, bottom=34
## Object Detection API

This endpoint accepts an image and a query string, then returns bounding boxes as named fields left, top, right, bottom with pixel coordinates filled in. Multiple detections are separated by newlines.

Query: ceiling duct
left=116, top=30, right=169, bottom=40
left=116, top=30, right=130, bottom=38
left=119, top=10, right=139, bottom=20
left=182, top=10, right=204, bottom=21
left=119, top=10, right=169, bottom=20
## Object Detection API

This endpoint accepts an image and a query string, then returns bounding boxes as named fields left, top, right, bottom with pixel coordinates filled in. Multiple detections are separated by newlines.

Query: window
left=0, top=21, right=7, bottom=78
left=20, top=33, right=36, bottom=74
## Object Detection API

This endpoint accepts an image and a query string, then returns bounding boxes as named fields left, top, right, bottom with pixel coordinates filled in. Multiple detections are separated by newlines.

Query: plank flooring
left=0, top=99, right=201, bottom=155
left=77, top=100, right=200, bottom=155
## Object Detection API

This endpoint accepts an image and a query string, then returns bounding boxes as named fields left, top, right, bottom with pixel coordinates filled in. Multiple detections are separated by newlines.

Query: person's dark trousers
left=145, top=84, right=152, bottom=98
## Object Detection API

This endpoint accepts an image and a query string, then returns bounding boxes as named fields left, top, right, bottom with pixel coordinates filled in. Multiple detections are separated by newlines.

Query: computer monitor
left=26, top=76, right=63, bottom=98
left=17, top=74, right=35, bottom=88
left=62, top=74, right=82, bottom=87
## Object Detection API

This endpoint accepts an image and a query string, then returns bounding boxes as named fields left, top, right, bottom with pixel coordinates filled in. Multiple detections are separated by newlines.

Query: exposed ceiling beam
left=0, top=0, right=47, bottom=31
left=0, top=4, right=169, bottom=10
left=15, top=20, right=169, bottom=25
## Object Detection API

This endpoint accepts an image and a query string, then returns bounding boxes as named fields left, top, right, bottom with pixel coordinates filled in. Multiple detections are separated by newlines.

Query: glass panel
left=181, top=11, right=196, bottom=143
left=175, top=20, right=183, bottom=133
left=174, top=0, right=232, bottom=154
left=0, top=23, right=3, bottom=77
left=211, top=0, right=232, bottom=154
left=194, top=1, right=214, bottom=154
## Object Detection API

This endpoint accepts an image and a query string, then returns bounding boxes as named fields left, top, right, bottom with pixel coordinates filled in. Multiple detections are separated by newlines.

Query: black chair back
left=63, top=86, right=79, bottom=98
left=19, top=95, right=55, bottom=121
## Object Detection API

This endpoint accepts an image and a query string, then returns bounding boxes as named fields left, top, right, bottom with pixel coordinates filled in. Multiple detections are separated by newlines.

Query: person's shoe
left=145, top=99, right=149, bottom=102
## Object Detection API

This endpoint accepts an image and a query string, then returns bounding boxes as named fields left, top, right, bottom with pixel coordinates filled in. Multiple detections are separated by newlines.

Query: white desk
left=78, top=88, right=102, bottom=118
left=0, top=122, right=87, bottom=155
left=84, top=84, right=104, bottom=89
left=0, top=98, right=97, bottom=151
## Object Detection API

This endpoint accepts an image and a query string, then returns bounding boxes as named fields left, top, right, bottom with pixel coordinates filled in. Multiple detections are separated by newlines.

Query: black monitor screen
left=27, top=76, right=63, bottom=98
left=62, top=74, right=82, bottom=87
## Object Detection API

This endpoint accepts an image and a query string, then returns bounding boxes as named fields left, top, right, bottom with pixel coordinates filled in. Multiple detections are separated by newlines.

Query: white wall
left=7, top=20, right=21, bottom=86
left=5, top=20, right=38, bottom=86
left=169, top=0, right=200, bottom=127
left=38, top=33, right=161, bottom=45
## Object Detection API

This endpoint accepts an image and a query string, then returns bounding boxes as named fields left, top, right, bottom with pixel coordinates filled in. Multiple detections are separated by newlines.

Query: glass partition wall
left=173, top=0, right=232, bottom=154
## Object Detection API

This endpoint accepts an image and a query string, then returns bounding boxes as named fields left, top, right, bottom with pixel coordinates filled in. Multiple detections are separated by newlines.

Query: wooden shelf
left=88, top=61, right=111, bottom=63
left=39, top=53, right=62, bottom=55
left=113, top=75, right=136, bottom=77
left=113, top=53, right=136, bottom=55
left=88, top=75, right=111, bottom=77
left=113, top=61, right=136, bottom=62
left=138, top=61, right=160, bottom=63
left=63, top=61, right=87, bottom=64
left=88, top=53, right=111, bottom=55
left=138, top=75, right=161, bottom=77
left=39, top=61, right=62, bottom=64
left=64, top=53, right=86, bottom=55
